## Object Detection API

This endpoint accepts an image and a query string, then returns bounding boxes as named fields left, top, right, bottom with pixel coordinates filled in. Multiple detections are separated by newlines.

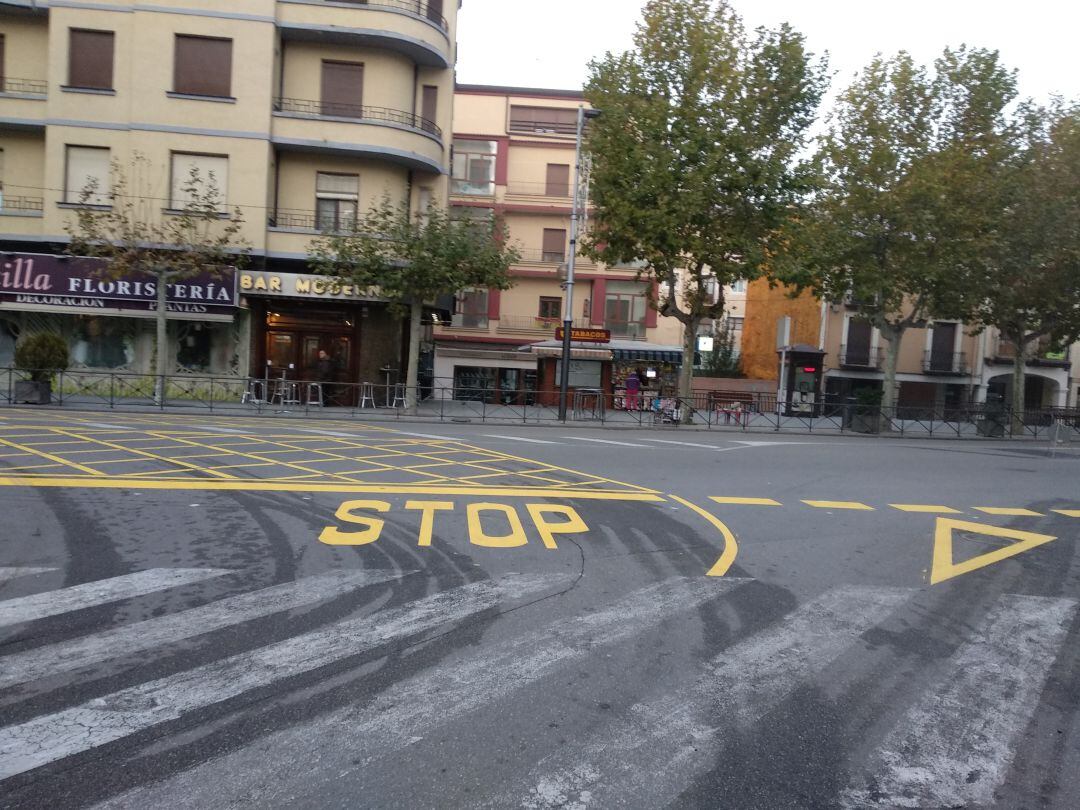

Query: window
left=509, top=105, right=577, bottom=134
left=173, top=35, right=232, bottom=98
left=545, top=163, right=570, bottom=197
left=321, top=60, right=363, bottom=117
left=170, top=152, right=228, bottom=211
left=452, top=288, right=489, bottom=329
left=65, top=145, right=110, bottom=205
left=538, top=297, right=562, bottom=321
left=725, top=316, right=744, bottom=331
left=605, top=281, right=648, bottom=339
left=451, top=139, right=496, bottom=196
left=421, top=85, right=438, bottom=131
left=68, top=29, right=114, bottom=90
left=426, top=0, right=444, bottom=25
left=728, top=279, right=747, bottom=294
left=70, top=316, right=133, bottom=368
left=542, top=228, right=566, bottom=262
left=315, top=172, right=358, bottom=232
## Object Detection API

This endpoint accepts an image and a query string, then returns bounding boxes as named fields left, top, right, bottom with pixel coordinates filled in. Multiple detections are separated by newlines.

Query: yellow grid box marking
left=802, top=500, right=875, bottom=511
left=973, top=507, right=1043, bottom=517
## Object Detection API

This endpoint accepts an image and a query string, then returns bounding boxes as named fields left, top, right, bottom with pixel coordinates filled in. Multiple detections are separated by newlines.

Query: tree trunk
left=1011, top=336, right=1027, bottom=436
left=404, top=297, right=423, bottom=415
left=678, top=317, right=698, bottom=423
left=154, top=274, right=168, bottom=405
left=879, top=324, right=903, bottom=431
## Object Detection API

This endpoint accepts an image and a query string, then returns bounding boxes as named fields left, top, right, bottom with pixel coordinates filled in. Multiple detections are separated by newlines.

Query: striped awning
left=611, top=346, right=690, bottom=364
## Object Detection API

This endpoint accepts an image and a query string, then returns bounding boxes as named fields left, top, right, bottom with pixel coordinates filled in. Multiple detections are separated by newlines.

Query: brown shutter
left=69, top=30, right=115, bottom=90
left=0, top=35, right=6, bottom=87
left=542, top=228, right=566, bottom=261
left=174, top=35, right=232, bottom=98
left=545, top=163, right=570, bottom=196
left=931, top=322, right=956, bottom=355
left=421, top=85, right=437, bottom=130
left=321, top=61, right=363, bottom=117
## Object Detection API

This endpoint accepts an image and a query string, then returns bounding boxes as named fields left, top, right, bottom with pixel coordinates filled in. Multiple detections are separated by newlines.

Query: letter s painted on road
left=319, top=499, right=391, bottom=545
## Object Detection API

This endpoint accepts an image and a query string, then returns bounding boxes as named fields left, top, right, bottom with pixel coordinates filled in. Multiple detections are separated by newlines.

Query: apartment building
left=435, top=84, right=685, bottom=401
left=0, top=0, right=455, bottom=395
left=741, top=280, right=1079, bottom=412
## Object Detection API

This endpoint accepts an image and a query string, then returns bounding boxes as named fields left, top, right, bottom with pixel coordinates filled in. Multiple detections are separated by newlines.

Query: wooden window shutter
left=542, top=228, right=566, bottom=260
left=421, top=85, right=438, bottom=129
left=69, top=30, right=115, bottom=90
left=174, top=35, right=233, bottom=98
left=545, top=163, right=570, bottom=196
left=321, top=61, right=363, bottom=117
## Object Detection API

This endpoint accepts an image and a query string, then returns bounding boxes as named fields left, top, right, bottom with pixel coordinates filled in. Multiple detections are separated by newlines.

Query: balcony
left=839, top=344, right=883, bottom=370
left=607, top=321, right=647, bottom=341
left=450, top=178, right=495, bottom=197
left=505, top=181, right=572, bottom=201
left=495, top=315, right=590, bottom=336
left=277, top=1, right=451, bottom=69
left=0, top=77, right=47, bottom=130
left=271, top=98, right=444, bottom=173
left=0, top=195, right=44, bottom=218
left=268, top=208, right=360, bottom=233
left=923, top=350, right=969, bottom=375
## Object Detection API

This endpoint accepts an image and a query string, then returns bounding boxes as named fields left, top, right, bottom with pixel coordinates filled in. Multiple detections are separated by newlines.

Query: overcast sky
left=456, top=1, right=1080, bottom=105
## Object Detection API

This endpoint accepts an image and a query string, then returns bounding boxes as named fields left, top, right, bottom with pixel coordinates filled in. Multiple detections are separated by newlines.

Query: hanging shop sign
left=0, top=252, right=237, bottom=316
left=554, top=327, right=611, bottom=343
left=238, top=270, right=381, bottom=302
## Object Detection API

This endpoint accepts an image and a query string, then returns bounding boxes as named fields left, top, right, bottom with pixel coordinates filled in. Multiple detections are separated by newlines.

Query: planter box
left=13, top=380, right=52, bottom=405
left=850, top=412, right=880, bottom=434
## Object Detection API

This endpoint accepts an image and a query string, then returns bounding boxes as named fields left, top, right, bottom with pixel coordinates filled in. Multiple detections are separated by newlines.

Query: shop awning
left=532, top=346, right=612, bottom=360
left=522, top=338, right=691, bottom=365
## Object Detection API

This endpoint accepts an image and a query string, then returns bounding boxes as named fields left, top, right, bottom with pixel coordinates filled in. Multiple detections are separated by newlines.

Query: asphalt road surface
left=1, top=408, right=1079, bottom=809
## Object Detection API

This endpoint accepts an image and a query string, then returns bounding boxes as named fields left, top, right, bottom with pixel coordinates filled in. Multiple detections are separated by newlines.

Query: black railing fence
left=4, top=368, right=1079, bottom=439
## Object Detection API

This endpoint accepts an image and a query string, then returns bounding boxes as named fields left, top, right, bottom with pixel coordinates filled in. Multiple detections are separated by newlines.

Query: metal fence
left=3, top=367, right=1078, bottom=440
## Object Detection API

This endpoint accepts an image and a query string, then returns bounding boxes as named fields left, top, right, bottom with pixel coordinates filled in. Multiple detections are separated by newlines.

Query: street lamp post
left=558, top=105, right=601, bottom=422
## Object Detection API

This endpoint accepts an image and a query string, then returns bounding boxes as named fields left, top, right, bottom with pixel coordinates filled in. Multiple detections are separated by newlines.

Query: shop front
left=0, top=252, right=240, bottom=376
left=239, top=269, right=405, bottom=405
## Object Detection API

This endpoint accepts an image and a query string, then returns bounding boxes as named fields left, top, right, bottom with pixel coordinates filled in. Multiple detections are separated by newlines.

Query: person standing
left=624, top=369, right=641, bottom=411
left=315, top=349, right=335, bottom=405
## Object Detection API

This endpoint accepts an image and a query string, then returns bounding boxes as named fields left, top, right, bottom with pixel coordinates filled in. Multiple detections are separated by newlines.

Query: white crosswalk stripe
left=0, top=572, right=559, bottom=780
left=504, top=584, right=916, bottom=809
left=0, top=567, right=56, bottom=583
left=483, top=434, right=562, bottom=444
left=563, top=436, right=650, bottom=448
left=91, top=575, right=751, bottom=809
left=841, top=593, right=1079, bottom=808
left=0, top=568, right=410, bottom=690
left=0, top=568, right=231, bottom=628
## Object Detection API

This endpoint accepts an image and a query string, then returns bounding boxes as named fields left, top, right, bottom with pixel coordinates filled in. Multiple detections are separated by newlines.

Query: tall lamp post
left=558, top=105, right=601, bottom=422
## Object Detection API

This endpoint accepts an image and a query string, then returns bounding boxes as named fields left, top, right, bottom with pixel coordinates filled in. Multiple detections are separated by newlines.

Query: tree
left=959, top=102, right=1080, bottom=430
left=784, top=48, right=1017, bottom=419
left=66, top=154, right=249, bottom=402
left=309, top=198, right=519, bottom=413
left=702, top=320, right=743, bottom=377
left=583, top=0, right=827, bottom=417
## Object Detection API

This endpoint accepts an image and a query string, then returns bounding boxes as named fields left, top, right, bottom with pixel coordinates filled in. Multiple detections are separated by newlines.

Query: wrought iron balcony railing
left=923, top=350, right=969, bottom=375
left=268, top=208, right=361, bottom=233
left=0, top=195, right=44, bottom=214
left=332, top=0, right=448, bottom=31
left=1, top=77, right=47, bottom=96
left=839, top=344, right=883, bottom=369
left=273, top=97, right=442, bottom=138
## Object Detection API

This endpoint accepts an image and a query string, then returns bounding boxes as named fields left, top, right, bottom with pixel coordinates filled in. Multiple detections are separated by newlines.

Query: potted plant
left=13, top=332, right=69, bottom=405
left=850, top=386, right=883, bottom=434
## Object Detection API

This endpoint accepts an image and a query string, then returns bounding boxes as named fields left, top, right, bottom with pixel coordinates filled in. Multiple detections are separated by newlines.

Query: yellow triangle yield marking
left=931, top=518, right=1057, bottom=585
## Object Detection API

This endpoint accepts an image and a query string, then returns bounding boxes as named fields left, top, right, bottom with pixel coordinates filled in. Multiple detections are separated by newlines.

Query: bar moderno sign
left=0, top=252, right=237, bottom=316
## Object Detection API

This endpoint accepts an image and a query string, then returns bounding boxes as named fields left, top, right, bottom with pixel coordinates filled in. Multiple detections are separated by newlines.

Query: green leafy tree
left=583, top=0, right=827, bottom=418
left=784, top=48, right=1017, bottom=419
left=702, top=321, right=743, bottom=377
left=959, top=102, right=1080, bottom=430
left=66, top=154, right=249, bottom=402
left=309, top=198, right=519, bottom=413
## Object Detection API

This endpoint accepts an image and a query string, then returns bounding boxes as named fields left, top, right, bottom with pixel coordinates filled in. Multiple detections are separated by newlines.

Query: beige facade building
left=0, top=0, right=455, bottom=397
left=435, top=84, right=686, bottom=401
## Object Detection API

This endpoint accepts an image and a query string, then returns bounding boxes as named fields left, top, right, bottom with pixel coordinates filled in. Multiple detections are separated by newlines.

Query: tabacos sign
left=0, top=253, right=238, bottom=315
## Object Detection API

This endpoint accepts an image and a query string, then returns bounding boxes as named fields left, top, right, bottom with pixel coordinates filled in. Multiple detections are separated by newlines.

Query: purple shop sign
left=0, top=252, right=237, bottom=316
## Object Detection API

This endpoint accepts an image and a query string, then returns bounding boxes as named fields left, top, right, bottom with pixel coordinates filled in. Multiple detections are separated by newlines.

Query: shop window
left=70, top=316, right=133, bottom=368
left=65, top=145, right=111, bottom=205
left=538, top=296, right=561, bottom=321
left=453, top=365, right=495, bottom=401
left=173, top=35, right=232, bottom=98
left=452, top=288, right=488, bottom=329
left=170, top=152, right=228, bottom=211
left=315, top=172, right=358, bottom=232
left=451, top=139, right=496, bottom=196
left=176, top=322, right=214, bottom=373
left=68, top=29, right=115, bottom=91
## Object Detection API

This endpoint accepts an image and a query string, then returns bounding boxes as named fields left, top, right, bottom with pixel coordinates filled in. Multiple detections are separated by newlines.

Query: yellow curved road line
left=669, top=495, right=739, bottom=577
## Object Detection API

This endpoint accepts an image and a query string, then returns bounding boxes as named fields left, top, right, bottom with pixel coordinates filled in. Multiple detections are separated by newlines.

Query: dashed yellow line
left=802, top=500, right=875, bottom=511
left=973, top=506, right=1044, bottom=517
left=1053, top=509, right=1080, bottom=518
left=710, top=497, right=782, bottom=506
left=889, top=504, right=963, bottom=514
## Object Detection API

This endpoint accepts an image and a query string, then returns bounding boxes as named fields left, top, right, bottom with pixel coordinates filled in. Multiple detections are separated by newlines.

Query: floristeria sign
left=554, top=326, right=611, bottom=344
left=0, top=253, right=237, bottom=316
